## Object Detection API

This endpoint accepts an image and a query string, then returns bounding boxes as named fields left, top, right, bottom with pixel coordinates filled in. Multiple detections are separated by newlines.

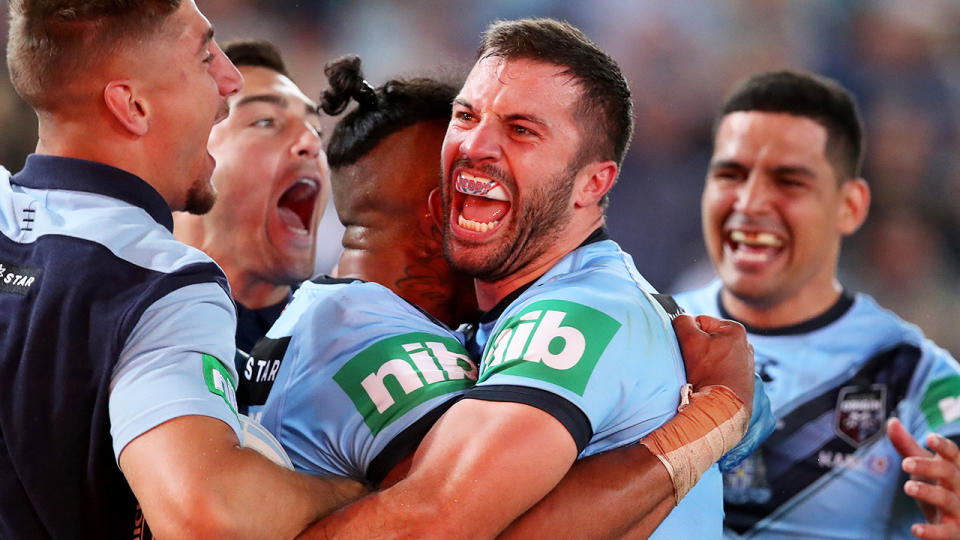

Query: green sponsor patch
left=202, top=353, right=239, bottom=417
left=334, top=332, right=477, bottom=436
left=921, top=376, right=960, bottom=429
left=480, top=300, right=620, bottom=396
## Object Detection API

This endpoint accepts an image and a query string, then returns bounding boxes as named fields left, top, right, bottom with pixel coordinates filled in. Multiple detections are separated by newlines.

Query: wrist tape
left=640, top=384, right=748, bottom=504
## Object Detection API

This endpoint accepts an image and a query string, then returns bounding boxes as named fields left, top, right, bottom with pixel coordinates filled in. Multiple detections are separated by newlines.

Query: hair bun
left=321, top=55, right=378, bottom=115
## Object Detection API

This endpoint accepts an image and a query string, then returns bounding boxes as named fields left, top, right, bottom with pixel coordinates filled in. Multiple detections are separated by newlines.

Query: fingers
left=694, top=314, right=744, bottom=335
left=910, top=522, right=960, bottom=540
left=672, top=314, right=703, bottom=343
left=889, top=418, right=931, bottom=460
left=905, top=479, right=960, bottom=523
left=904, top=456, right=960, bottom=488
left=928, top=433, right=960, bottom=467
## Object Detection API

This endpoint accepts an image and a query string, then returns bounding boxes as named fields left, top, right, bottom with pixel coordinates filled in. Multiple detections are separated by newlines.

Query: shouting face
left=441, top=56, right=587, bottom=282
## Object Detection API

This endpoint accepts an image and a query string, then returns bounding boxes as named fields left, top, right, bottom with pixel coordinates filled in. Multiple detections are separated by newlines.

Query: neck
left=720, top=278, right=844, bottom=329
left=474, top=217, right=603, bottom=311
left=226, top=266, right=292, bottom=310
left=338, top=241, right=468, bottom=328
left=37, top=115, right=176, bottom=207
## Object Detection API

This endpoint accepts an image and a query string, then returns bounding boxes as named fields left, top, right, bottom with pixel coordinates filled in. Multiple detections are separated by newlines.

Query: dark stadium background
left=2, top=0, right=958, bottom=355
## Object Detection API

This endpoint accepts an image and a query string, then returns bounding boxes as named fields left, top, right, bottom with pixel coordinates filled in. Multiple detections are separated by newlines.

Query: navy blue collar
left=11, top=154, right=174, bottom=232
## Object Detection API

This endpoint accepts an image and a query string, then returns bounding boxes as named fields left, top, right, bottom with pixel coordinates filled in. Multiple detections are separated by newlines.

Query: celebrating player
left=676, top=70, right=960, bottom=539
left=302, top=18, right=759, bottom=538
left=0, top=4, right=360, bottom=538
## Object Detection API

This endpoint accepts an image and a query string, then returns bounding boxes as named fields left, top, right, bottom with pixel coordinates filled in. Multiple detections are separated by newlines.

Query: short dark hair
left=717, top=70, right=865, bottom=180
left=7, top=0, right=181, bottom=111
left=478, top=18, right=634, bottom=177
left=221, top=39, right=289, bottom=78
left=321, top=55, right=459, bottom=169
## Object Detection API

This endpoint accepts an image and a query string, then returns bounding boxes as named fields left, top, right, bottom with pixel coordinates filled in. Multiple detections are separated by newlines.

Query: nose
left=733, top=171, right=772, bottom=215
left=458, top=119, right=503, bottom=163
left=291, top=123, right=322, bottom=160
left=212, top=43, right=243, bottom=98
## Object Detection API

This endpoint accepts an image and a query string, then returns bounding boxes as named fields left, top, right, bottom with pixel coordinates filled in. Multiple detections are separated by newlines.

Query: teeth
left=730, top=230, right=782, bottom=247
left=456, top=172, right=508, bottom=201
left=458, top=215, right=499, bottom=232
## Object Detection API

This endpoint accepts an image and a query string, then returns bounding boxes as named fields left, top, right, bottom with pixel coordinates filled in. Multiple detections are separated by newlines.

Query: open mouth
left=725, top=229, right=785, bottom=263
left=455, top=172, right=510, bottom=233
left=277, top=178, right=319, bottom=235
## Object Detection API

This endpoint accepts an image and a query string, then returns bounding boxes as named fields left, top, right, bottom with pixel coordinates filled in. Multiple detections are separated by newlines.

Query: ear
left=837, top=177, right=870, bottom=235
left=574, top=160, right=618, bottom=208
left=104, top=81, right=149, bottom=137
left=427, top=187, right=445, bottom=230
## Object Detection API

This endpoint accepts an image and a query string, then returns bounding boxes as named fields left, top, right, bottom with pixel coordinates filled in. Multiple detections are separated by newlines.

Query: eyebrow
left=709, top=159, right=817, bottom=178
left=708, top=159, right=746, bottom=171
left=453, top=98, right=550, bottom=128
left=234, top=94, right=289, bottom=109
left=234, top=94, right=321, bottom=117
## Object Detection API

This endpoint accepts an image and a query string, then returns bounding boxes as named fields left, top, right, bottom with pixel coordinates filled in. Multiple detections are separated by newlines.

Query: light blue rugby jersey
left=465, top=233, right=723, bottom=539
left=245, top=278, right=477, bottom=485
left=678, top=280, right=960, bottom=540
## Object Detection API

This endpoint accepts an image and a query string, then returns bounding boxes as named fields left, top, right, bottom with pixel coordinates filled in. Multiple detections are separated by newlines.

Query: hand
left=673, top=314, right=754, bottom=408
left=888, top=417, right=960, bottom=539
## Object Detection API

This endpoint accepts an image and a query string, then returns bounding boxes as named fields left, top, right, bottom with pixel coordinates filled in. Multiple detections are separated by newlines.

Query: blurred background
left=2, top=0, right=959, bottom=354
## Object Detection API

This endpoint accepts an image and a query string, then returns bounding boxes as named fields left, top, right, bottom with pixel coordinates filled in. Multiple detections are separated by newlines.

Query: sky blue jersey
left=678, top=280, right=960, bottom=539
left=465, top=235, right=723, bottom=539
left=245, top=278, right=477, bottom=485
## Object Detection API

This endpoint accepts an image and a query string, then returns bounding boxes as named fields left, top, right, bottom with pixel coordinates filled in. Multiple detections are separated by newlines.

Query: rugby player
left=676, top=70, right=960, bottom=539
left=0, top=2, right=360, bottom=538
left=173, top=39, right=327, bottom=353
left=301, top=18, right=759, bottom=538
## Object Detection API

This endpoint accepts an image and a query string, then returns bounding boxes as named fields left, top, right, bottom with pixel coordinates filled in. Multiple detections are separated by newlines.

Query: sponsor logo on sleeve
left=921, top=376, right=960, bottom=429
left=203, top=353, right=239, bottom=418
left=835, top=384, right=886, bottom=447
left=479, top=300, right=621, bottom=396
left=0, top=261, right=41, bottom=296
left=334, top=332, right=477, bottom=436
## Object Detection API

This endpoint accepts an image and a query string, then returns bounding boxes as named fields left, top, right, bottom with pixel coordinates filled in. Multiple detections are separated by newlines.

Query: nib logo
left=335, top=333, right=477, bottom=435
left=481, top=300, right=621, bottom=396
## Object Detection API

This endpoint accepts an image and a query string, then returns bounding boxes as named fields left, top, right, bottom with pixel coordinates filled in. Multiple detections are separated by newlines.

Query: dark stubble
left=442, top=159, right=578, bottom=282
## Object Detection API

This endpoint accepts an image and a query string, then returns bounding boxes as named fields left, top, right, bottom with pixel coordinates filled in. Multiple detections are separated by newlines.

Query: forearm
left=122, top=416, right=365, bottom=539
left=223, top=447, right=367, bottom=538
left=500, top=444, right=674, bottom=539
left=301, top=399, right=578, bottom=539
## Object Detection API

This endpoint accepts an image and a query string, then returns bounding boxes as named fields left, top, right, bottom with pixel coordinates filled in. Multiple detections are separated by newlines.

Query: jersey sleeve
left=906, top=342, right=960, bottom=442
left=259, top=283, right=478, bottom=483
left=466, top=288, right=685, bottom=455
left=109, top=282, right=241, bottom=461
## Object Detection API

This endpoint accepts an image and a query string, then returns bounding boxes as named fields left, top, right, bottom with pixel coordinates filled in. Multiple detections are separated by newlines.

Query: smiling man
left=174, top=40, right=327, bottom=353
left=305, top=18, right=757, bottom=539
left=676, top=70, right=960, bottom=539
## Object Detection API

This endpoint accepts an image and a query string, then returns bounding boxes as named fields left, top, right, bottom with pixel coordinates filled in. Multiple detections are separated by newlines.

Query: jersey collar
left=11, top=154, right=174, bottom=232
left=477, top=227, right=611, bottom=324
left=717, top=288, right=855, bottom=336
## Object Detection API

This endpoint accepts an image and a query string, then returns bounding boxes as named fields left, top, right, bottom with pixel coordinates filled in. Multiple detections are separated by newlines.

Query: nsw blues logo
left=835, top=384, right=886, bottom=447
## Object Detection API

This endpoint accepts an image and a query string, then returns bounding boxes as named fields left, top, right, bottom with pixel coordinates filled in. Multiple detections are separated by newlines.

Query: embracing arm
left=499, top=314, right=756, bottom=539
left=299, top=398, right=579, bottom=539
left=120, top=415, right=365, bottom=539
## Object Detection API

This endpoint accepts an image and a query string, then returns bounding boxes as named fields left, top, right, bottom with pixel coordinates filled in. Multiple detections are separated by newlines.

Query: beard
left=442, top=160, right=577, bottom=282
left=182, top=177, right=217, bottom=215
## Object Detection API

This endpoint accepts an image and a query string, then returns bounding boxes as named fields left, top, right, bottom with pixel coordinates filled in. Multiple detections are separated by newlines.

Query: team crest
left=835, top=384, right=886, bottom=447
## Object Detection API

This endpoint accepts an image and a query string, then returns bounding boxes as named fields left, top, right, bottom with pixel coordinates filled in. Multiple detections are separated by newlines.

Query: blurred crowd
left=2, top=0, right=958, bottom=354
